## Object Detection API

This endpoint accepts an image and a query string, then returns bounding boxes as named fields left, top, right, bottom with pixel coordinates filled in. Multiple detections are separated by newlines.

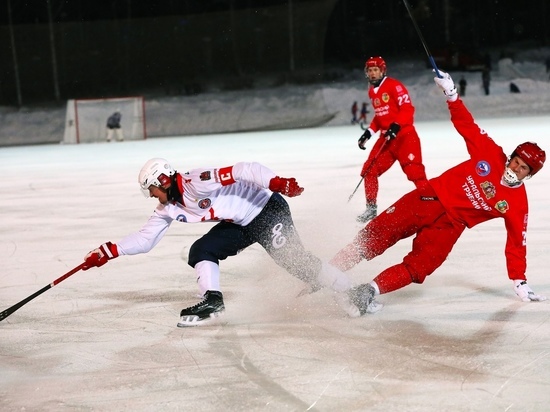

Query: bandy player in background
left=331, top=70, right=547, bottom=316
left=355, top=56, right=429, bottom=224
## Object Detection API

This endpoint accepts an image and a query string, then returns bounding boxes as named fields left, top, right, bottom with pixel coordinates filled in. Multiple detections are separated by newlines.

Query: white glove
left=513, top=280, right=547, bottom=302
left=434, top=70, right=458, bottom=101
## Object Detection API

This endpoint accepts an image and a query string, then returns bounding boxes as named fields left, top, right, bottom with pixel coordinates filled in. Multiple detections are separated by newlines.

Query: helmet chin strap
left=167, top=173, right=182, bottom=202
left=502, top=157, right=533, bottom=187
left=369, top=74, right=386, bottom=87
left=502, top=167, right=522, bottom=187
left=502, top=165, right=532, bottom=187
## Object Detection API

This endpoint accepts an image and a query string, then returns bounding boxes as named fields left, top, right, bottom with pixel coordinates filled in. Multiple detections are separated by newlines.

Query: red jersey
left=429, top=99, right=528, bottom=279
left=368, top=77, right=415, bottom=134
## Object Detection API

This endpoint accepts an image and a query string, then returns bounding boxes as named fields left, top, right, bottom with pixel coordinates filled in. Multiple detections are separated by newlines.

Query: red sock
left=373, top=264, right=413, bottom=294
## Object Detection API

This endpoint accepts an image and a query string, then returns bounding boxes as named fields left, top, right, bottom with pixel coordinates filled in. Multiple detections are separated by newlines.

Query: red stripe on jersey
left=218, top=166, right=236, bottom=186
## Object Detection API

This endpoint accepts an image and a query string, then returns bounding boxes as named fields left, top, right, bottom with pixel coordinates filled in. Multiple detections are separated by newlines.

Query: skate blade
left=366, top=300, right=384, bottom=314
left=333, top=293, right=384, bottom=317
left=297, top=284, right=323, bottom=297
left=333, top=293, right=361, bottom=318
left=176, top=311, right=225, bottom=328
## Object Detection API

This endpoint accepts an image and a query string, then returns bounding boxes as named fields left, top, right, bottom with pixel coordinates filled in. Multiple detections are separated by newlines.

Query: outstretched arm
left=434, top=70, right=500, bottom=157
left=219, top=162, right=304, bottom=197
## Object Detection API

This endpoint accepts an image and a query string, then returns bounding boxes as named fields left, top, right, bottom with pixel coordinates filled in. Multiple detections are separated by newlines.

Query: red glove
left=269, top=176, right=304, bottom=197
left=83, top=242, right=119, bottom=270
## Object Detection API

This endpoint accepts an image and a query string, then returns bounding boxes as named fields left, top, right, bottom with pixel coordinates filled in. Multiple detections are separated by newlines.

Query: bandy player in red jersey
left=356, top=56, right=428, bottom=223
left=81, top=160, right=355, bottom=326
left=331, top=70, right=547, bottom=316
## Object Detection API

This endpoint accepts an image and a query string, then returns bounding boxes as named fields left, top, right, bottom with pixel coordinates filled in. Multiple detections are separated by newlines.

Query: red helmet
left=512, top=142, right=546, bottom=176
left=365, top=56, right=387, bottom=73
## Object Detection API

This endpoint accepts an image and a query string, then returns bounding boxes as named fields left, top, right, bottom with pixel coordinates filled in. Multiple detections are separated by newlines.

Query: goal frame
left=64, top=96, right=147, bottom=144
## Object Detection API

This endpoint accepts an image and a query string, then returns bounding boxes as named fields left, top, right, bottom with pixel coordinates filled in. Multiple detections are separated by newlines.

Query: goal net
left=63, top=96, right=146, bottom=144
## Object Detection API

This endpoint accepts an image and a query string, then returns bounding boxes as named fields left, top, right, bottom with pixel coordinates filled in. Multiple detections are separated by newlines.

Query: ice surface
left=1, top=96, right=549, bottom=410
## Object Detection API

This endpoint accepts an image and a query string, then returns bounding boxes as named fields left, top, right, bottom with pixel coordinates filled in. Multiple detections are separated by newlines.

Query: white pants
left=106, top=128, right=124, bottom=141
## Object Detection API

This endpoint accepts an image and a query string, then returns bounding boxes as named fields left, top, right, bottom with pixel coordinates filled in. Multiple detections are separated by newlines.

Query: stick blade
left=0, top=284, right=51, bottom=322
left=0, top=305, right=21, bottom=321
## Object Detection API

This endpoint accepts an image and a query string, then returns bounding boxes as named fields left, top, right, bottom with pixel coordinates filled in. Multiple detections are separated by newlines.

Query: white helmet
left=138, top=158, right=176, bottom=197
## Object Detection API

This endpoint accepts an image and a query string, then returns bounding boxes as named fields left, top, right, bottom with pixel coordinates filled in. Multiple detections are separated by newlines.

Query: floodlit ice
left=1, top=58, right=550, bottom=411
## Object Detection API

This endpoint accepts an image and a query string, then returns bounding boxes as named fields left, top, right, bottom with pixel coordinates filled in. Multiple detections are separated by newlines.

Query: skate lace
left=188, top=297, right=208, bottom=310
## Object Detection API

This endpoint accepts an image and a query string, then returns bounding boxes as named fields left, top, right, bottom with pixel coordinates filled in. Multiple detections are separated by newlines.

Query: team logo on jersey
left=198, top=198, right=211, bottom=209
left=480, top=181, right=496, bottom=199
left=476, top=161, right=490, bottom=176
left=382, top=93, right=390, bottom=103
left=495, top=200, right=509, bottom=214
left=373, top=98, right=381, bottom=107
left=200, top=171, right=211, bottom=181
left=176, top=214, right=187, bottom=222
left=271, top=222, right=287, bottom=249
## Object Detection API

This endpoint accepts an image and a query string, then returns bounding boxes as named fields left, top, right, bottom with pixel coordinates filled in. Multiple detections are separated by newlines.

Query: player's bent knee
left=410, top=271, right=428, bottom=284
left=406, top=264, right=430, bottom=284
left=402, top=163, right=427, bottom=183
left=188, top=241, right=218, bottom=268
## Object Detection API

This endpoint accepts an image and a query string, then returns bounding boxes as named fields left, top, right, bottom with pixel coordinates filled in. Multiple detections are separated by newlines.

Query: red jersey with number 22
left=368, top=77, right=415, bottom=134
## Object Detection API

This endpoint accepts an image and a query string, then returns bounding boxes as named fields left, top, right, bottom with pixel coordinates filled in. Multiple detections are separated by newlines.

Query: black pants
left=187, top=193, right=322, bottom=284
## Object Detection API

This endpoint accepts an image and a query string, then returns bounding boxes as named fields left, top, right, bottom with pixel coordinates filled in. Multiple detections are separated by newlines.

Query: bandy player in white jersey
left=83, top=159, right=358, bottom=326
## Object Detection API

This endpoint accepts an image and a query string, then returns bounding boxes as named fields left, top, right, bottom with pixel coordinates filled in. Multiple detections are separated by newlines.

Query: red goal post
left=63, top=96, right=146, bottom=144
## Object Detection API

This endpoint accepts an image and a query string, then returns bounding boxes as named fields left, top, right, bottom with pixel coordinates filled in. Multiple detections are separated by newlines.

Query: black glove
left=358, top=130, right=372, bottom=150
left=385, top=123, right=400, bottom=141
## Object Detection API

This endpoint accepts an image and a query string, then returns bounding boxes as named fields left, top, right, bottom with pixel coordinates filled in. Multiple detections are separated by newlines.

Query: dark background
left=1, top=0, right=549, bottom=106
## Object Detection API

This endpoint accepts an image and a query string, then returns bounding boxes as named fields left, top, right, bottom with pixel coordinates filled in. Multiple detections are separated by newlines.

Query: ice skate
left=334, top=291, right=361, bottom=317
left=356, top=204, right=377, bottom=223
left=177, top=290, right=225, bottom=327
left=297, top=281, right=323, bottom=297
left=335, top=283, right=383, bottom=317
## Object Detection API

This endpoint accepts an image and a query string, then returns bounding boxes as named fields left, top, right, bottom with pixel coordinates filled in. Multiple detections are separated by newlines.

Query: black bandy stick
left=348, top=139, right=388, bottom=203
left=402, top=0, right=442, bottom=78
left=0, top=262, right=86, bottom=321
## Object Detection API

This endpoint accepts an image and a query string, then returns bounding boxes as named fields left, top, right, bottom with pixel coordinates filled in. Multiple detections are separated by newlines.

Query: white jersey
left=117, top=162, right=276, bottom=256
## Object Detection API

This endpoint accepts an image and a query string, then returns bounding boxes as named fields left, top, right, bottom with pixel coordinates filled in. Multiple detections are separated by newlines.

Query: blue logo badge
left=476, top=161, right=490, bottom=176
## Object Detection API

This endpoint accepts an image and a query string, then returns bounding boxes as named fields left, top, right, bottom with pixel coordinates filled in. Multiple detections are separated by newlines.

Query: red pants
left=330, top=186, right=465, bottom=294
left=361, top=128, right=427, bottom=204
